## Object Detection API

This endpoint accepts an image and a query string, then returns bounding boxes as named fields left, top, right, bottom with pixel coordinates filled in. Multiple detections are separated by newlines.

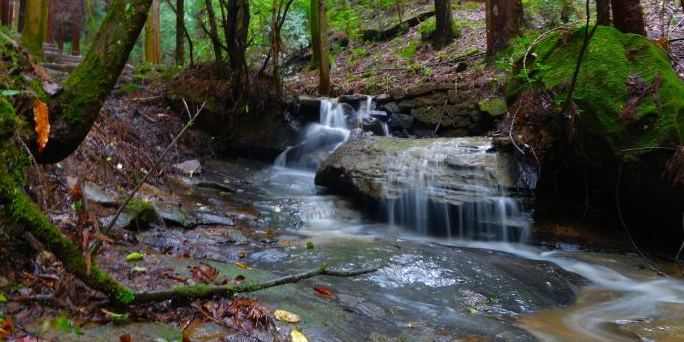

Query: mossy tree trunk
left=144, top=0, right=161, bottom=64
left=596, top=0, right=611, bottom=26
left=33, top=0, right=155, bottom=163
left=610, top=0, right=645, bottom=36
left=316, top=0, right=329, bottom=96
left=309, top=0, right=319, bottom=69
left=485, top=0, right=523, bottom=55
left=433, top=0, right=455, bottom=49
left=21, top=0, right=47, bottom=57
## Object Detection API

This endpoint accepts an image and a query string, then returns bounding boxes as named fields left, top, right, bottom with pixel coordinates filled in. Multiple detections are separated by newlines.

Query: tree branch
left=132, top=264, right=380, bottom=304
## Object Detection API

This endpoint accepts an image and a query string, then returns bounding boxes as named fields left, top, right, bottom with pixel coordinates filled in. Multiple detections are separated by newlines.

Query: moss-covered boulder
left=507, top=26, right=684, bottom=240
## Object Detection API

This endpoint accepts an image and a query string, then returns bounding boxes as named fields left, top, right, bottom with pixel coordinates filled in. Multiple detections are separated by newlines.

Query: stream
left=140, top=97, right=684, bottom=341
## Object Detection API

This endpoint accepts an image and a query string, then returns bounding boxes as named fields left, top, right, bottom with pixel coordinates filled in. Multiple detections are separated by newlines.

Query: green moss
left=126, top=199, right=155, bottom=213
left=119, top=83, right=142, bottom=94
left=509, top=26, right=684, bottom=154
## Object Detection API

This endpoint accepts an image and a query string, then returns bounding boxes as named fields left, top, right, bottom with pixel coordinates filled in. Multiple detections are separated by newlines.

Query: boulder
left=389, top=113, right=414, bottom=132
left=82, top=182, right=117, bottom=207
left=173, top=159, right=202, bottom=175
left=507, top=26, right=684, bottom=238
left=380, top=101, right=401, bottom=114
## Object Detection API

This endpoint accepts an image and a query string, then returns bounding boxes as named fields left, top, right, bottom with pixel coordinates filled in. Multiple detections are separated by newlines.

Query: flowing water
left=264, top=96, right=684, bottom=341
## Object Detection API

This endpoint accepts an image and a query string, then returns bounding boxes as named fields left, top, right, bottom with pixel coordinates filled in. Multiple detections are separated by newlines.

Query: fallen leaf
left=290, top=330, right=309, bottom=342
left=33, top=99, right=50, bottom=153
left=274, top=309, right=300, bottom=323
left=313, top=287, right=331, bottom=296
left=190, top=264, right=219, bottom=283
left=0, top=294, right=6, bottom=302
left=235, top=262, right=251, bottom=270
left=238, top=252, right=247, bottom=259
left=125, top=252, right=145, bottom=261
left=119, top=334, right=132, bottom=342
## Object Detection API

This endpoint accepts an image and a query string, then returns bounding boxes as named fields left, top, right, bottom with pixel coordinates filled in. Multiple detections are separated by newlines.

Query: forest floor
left=2, top=0, right=684, bottom=341
left=285, top=0, right=684, bottom=97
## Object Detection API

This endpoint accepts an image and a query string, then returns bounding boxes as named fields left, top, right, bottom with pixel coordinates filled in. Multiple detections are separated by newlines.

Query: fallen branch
left=133, top=264, right=379, bottom=304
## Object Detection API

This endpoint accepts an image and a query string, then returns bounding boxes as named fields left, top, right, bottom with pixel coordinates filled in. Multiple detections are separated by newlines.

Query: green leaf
left=1, top=90, right=28, bottom=97
left=125, top=252, right=145, bottom=261
left=0, top=293, right=6, bottom=302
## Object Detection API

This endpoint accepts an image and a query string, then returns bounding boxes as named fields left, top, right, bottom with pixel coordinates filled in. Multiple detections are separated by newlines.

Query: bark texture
left=433, top=0, right=455, bottom=49
left=35, top=0, right=155, bottom=163
left=226, top=0, right=249, bottom=84
left=175, top=0, right=184, bottom=65
left=309, top=0, right=319, bottom=68
left=316, top=0, right=329, bottom=96
left=597, top=0, right=611, bottom=26
left=144, top=0, right=161, bottom=63
left=610, top=0, right=646, bottom=35
left=71, top=21, right=80, bottom=55
left=46, top=0, right=55, bottom=43
left=485, top=0, right=523, bottom=55
left=21, top=0, right=47, bottom=56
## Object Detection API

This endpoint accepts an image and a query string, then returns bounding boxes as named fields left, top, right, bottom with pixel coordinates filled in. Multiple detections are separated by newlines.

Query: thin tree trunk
left=46, top=0, right=55, bottom=43
left=309, top=0, right=319, bottom=69
left=433, top=0, right=455, bottom=49
left=270, top=0, right=282, bottom=95
left=57, top=22, right=64, bottom=52
left=203, top=0, right=223, bottom=69
left=71, top=23, right=80, bottom=55
left=21, top=0, right=47, bottom=57
left=597, top=0, right=611, bottom=26
left=175, top=0, right=184, bottom=65
left=610, top=0, right=646, bottom=35
left=1, top=0, right=10, bottom=26
left=144, top=0, right=160, bottom=63
left=485, top=0, right=523, bottom=55
left=35, top=0, right=155, bottom=163
left=7, top=1, right=12, bottom=27
left=317, top=0, right=329, bottom=96
left=18, top=0, right=25, bottom=32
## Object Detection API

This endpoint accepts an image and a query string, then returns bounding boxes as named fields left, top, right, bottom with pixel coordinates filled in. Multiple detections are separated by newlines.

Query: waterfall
left=275, top=95, right=387, bottom=170
left=378, top=138, right=532, bottom=242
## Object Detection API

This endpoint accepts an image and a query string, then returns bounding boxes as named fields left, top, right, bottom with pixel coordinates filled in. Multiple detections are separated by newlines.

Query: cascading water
left=275, top=95, right=386, bottom=170
left=376, top=138, right=532, bottom=241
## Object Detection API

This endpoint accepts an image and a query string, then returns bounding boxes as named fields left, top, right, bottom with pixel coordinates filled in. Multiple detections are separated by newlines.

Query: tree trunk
left=203, top=0, right=223, bottom=70
left=18, top=0, right=25, bottom=32
left=175, top=0, right=184, bottom=65
left=45, top=0, right=55, bottom=43
left=71, top=23, right=80, bottom=55
left=270, top=0, right=282, bottom=95
left=226, top=0, right=249, bottom=84
left=433, top=0, right=455, bottom=49
left=610, top=0, right=646, bottom=35
left=144, top=0, right=160, bottom=63
left=597, top=0, right=611, bottom=26
left=309, top=0, right=319, bottom=69
left=316, top=0, right=329, bottom=96
left=35, top=0, right=155, bottom=163
left=1, top=0, right=10, bottom=26
left=21, top=0, right=47, bottom=57
left=57, top=22, right=64, bottom=52
left=7, top=2, right=12, bottom=28
left=485, top=0, right=523, bottom=55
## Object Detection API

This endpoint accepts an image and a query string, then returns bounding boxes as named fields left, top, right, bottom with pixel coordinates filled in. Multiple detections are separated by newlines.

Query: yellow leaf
left=274, top=309, right=300, bottom=323
left=33, top=100, right=50, bottom=153
left=235, top=262, right=251, bottom=270
left=125, top=252, right=145, bottom=261
left=290, top=330, right=309, bottom=342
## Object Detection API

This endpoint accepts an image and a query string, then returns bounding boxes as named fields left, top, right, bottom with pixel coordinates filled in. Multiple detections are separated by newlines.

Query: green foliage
left=119, top=83, right=142, bottom=94
left=397, top=41, right=421, bottom=59
left=418, top=18, right=436, bottom=41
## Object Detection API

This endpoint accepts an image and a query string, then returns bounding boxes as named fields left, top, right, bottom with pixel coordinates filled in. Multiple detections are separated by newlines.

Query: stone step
left=44, top=52, right=82, bottom=64
left=41, top=62, right=80, bottom=73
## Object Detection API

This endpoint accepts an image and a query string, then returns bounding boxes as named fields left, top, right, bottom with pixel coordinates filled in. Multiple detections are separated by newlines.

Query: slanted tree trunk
left=309, top=0, right=319, bottom=69
left=18, top=0, right=25, bottom=32
left=46, top=0, right=55, bottom=43
left=433, top=0, right=455, bottom=49
left=175, top=0, right=184, bottom=65
left=22, top=0, right=47, bottom=56
left=597, top=0, right=611, bottom=26
left=316, top=0, right=329, bottom=96
left=485, top=0, right=523, bottom=55
left=610, top=0, right=645, bottom=35
left=35, top=0, right=155, bottom=163
left=144, top=0, right=160, bottom=63
left=203, top=0, right=223, bottom=70
left=71, top=23, right=80, bottom=55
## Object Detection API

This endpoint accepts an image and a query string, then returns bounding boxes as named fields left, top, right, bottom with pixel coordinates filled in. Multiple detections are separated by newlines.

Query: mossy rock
left=508, top=26, right=684, bottom=152
left=508, top=26, right=684, bottom=237
left=121, top=199, right=159, bottom=231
